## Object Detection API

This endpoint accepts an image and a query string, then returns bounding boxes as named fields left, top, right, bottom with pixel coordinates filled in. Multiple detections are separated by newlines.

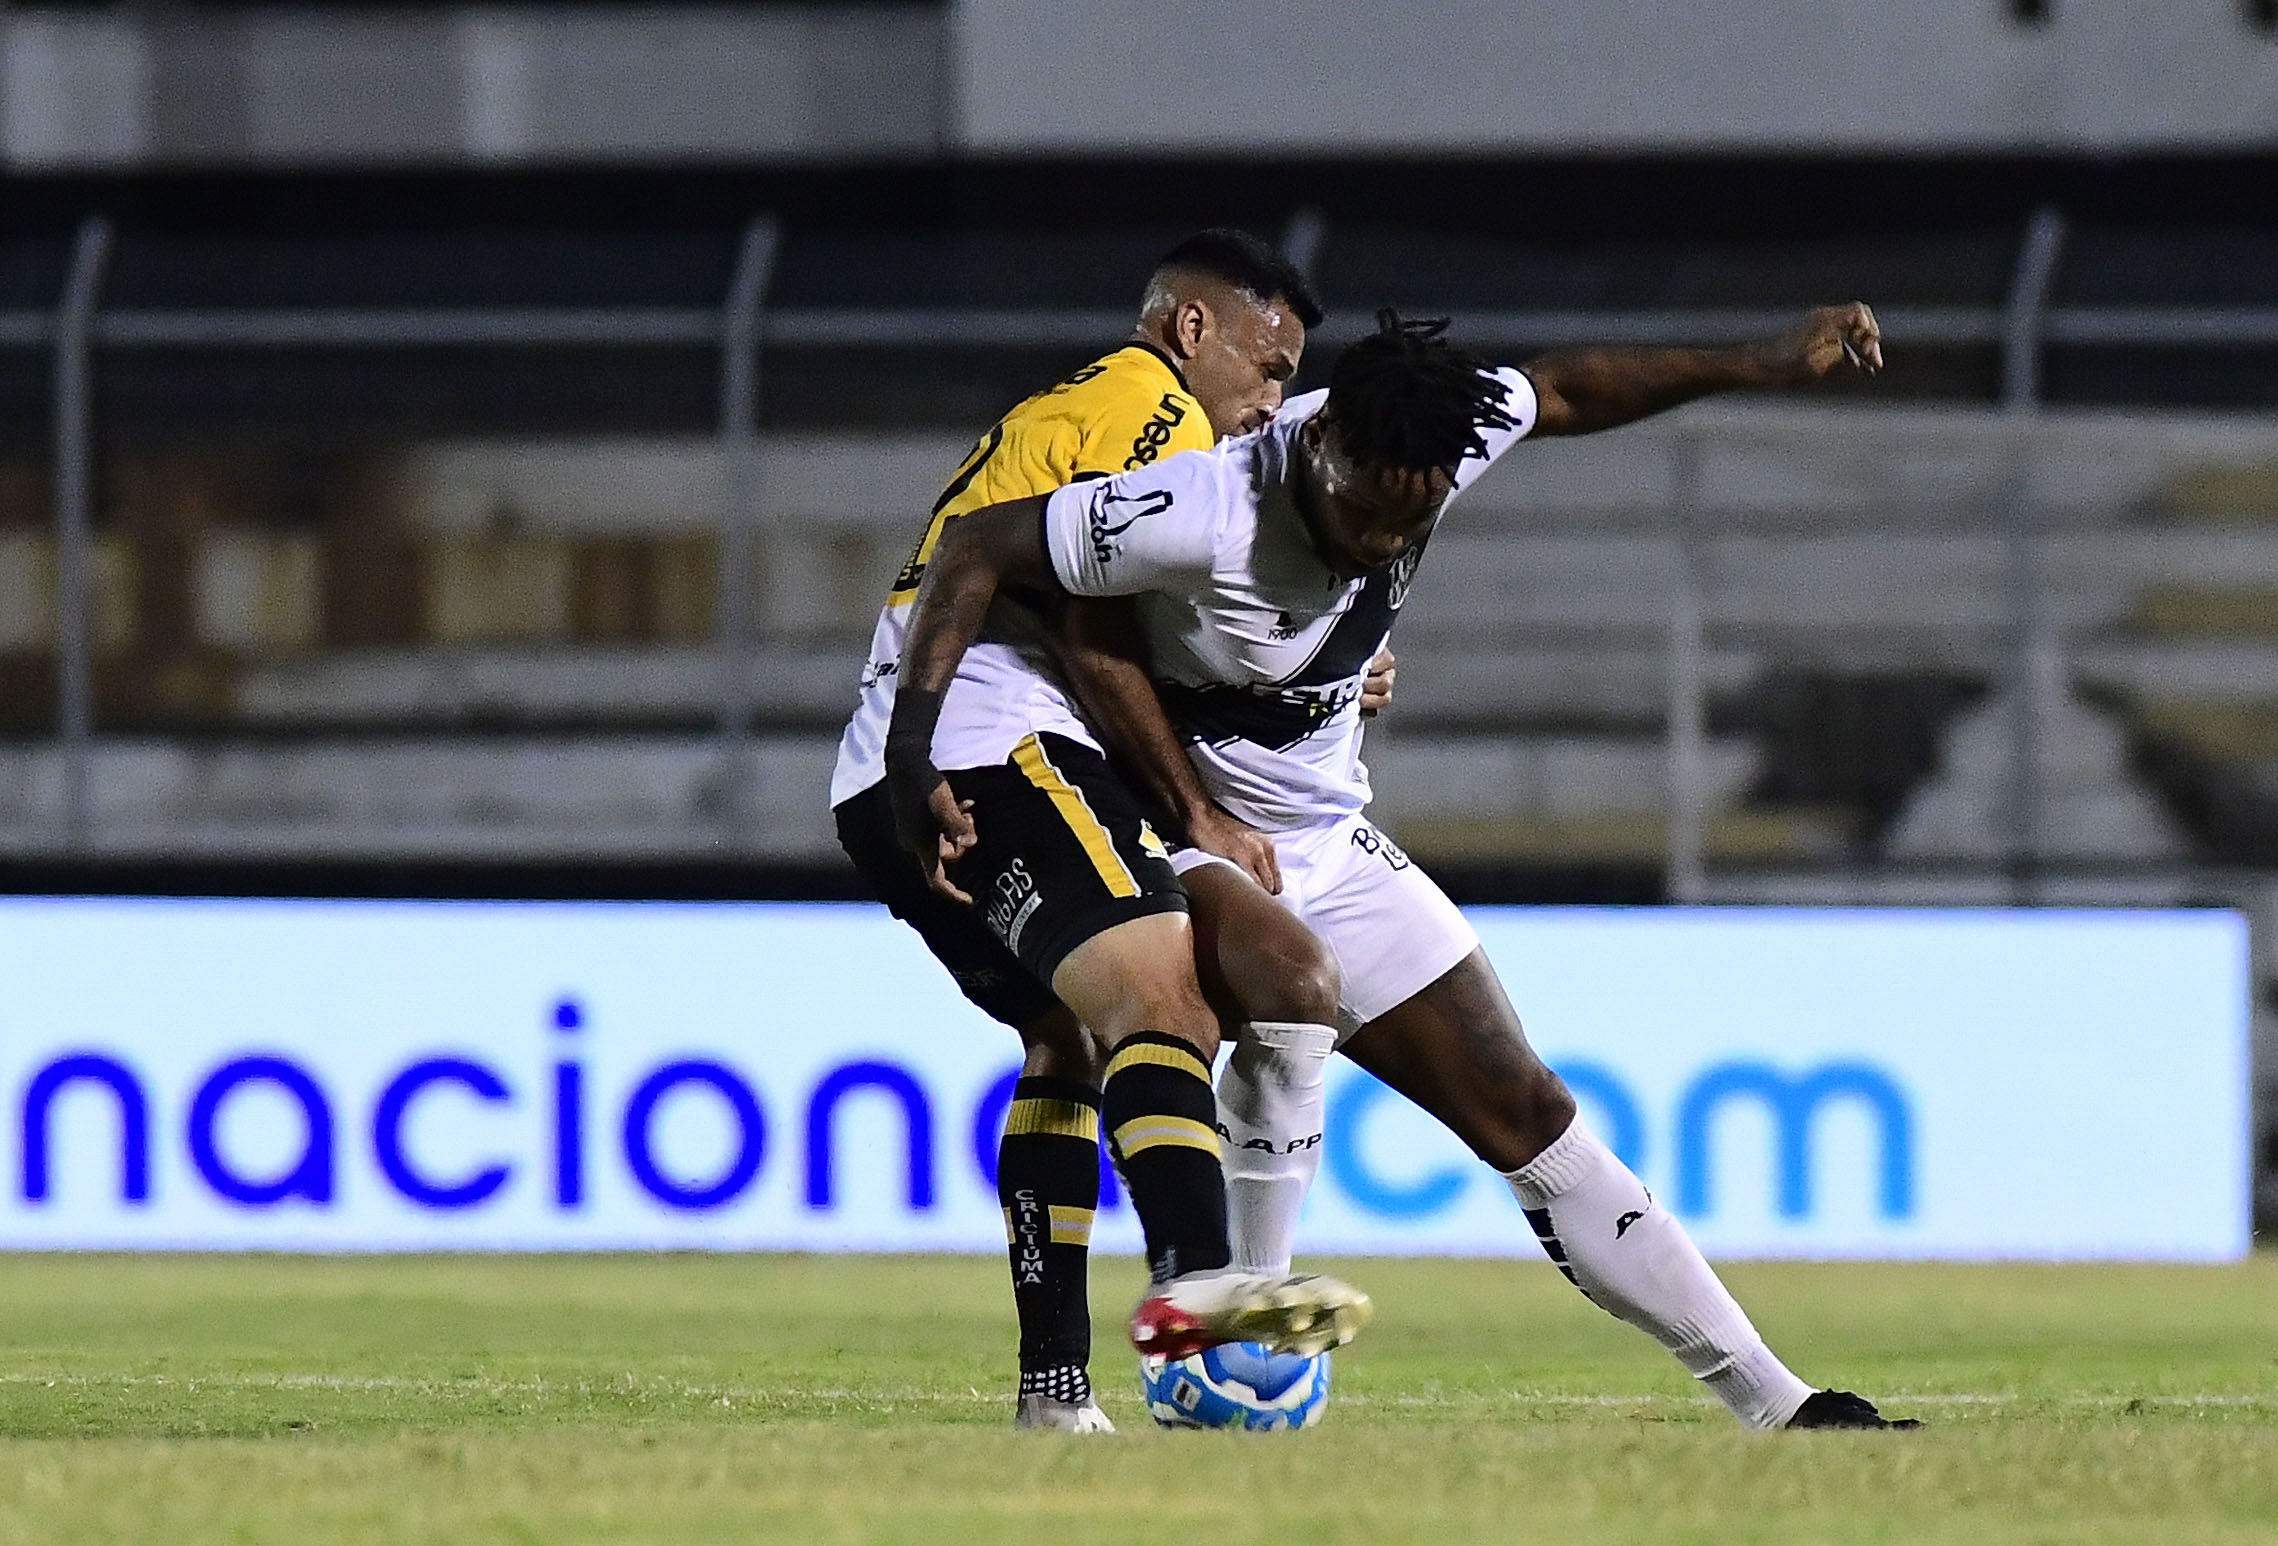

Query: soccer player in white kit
left=886, top=305, right=1918, bottom=1430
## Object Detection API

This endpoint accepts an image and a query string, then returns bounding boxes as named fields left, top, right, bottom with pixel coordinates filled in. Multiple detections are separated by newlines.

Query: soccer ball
left=1141, top=1341, right=1332, bottom=1431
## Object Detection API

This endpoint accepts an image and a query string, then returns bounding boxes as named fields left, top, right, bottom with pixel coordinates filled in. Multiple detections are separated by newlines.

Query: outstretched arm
left=1526, top=303, right=1881, bottom=437
left=883, top=493, right=1055, bottom=901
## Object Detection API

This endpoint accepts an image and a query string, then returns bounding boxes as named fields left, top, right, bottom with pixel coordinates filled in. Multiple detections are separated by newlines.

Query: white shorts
left=1171, top=813, right=1480, bottom=1038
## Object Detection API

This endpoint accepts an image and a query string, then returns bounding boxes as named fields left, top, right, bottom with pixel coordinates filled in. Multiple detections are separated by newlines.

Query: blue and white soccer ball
left=1141, top=1342, right=1333, bottom=1431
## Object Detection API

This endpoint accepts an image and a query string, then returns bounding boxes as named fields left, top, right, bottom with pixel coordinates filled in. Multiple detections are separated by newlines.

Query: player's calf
left=1097, top=1029, right=1233, bottom=1283
left=1052, top=915, right=1233, bottom=1285
left=1217, top=1020, right=1335, bottom=1275
left=999, top=1070, right=1105, bottom=1421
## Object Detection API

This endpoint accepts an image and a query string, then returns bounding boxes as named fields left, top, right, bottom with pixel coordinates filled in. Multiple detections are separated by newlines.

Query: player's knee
left=1017, top=1007, right=1104, bottom=1086
left=1052, top=912, right=1219, bottom=1052
left=1444, top=1053, right=1578, bottom=1170
left=1112, top=974, right=1221, bottom=1057
left=1237, top=935, right=1341, bottom=1027
left=1479, top=1066, right=1578, bottom=1168
left=1063, top=950, right=1220, bottom=1054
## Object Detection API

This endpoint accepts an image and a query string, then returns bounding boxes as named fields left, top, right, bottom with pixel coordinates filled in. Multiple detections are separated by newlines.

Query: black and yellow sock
left=1102, top=1032, right=1232, bottom=1283
left=999, top=1076, right=1101, bottom=1386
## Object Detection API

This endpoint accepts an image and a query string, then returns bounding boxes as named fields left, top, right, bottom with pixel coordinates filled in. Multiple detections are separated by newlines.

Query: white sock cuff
left=1500, top=1114, right=1609, bottom=1208
left=1702, top=1342, right=1813, bottom=1430
left=1240, top=1020, right=1337, bottom=1057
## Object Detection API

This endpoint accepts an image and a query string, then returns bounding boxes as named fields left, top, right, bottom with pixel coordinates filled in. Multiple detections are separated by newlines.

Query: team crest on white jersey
left=1386, top=546, right=1426, bottom=610
left=1087, top=487, right=1175, bottom=565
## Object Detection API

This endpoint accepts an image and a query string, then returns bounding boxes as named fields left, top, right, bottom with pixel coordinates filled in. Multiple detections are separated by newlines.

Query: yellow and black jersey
left=830, top=340, right=1216, bottom=808
left=885, top=342, right=1214, bottom=605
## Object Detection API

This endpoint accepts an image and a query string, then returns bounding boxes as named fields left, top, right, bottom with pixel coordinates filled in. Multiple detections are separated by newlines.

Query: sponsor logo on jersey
left=1122, top=394, right=1190, bottom=470
left=1218, top=1124, right=1324, bottom=1156
left=985, top=859, right=1044, bottom=954
left=1349, top=824, right=1411, bottom=871
left=1387, top=545, right=1426, bottom=609
left=888, top=542, right=928, bottom=598
left=1137, top=821, right=1170, bottom=861
left=1088, top=487, right=1175, bottom=566
left=1161, top=678, right=1361, bottom=752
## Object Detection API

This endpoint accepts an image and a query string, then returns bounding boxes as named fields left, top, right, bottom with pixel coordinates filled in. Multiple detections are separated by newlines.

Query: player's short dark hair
left=1151, top=229, right=1324, bottom=330
left=1324, top=310, right=1517, bottom=477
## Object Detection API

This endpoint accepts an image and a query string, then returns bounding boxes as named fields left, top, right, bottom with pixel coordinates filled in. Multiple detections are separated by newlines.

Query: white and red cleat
left=1014, top=1394, right=1115, bottom=1433
left=1129, top=1270, right=1372, bottom=1361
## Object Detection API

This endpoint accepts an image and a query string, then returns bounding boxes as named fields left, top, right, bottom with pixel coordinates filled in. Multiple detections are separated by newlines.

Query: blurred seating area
left=7, top=409, right=2278, bottom=892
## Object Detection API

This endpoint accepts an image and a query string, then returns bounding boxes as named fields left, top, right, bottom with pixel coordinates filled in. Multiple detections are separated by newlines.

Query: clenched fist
left=1758, top=303, right=1882, bottom=385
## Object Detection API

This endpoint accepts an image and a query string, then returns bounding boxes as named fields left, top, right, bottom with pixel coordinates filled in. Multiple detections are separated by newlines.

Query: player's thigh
left=1174, top=854, right=1342, bottom=1030
left=941, top=733, right=1211, bottom=1050
left=1049, top=911, right=1218, bottom=1051
left=834, top=780, right=1065, bottom=1036
left=1283, top=819, right=1477, bottom=1028
left=1339, top=949, right=1576, bottom=1172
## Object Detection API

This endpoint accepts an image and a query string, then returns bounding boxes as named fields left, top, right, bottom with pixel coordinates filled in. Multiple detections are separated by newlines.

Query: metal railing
left=10, top=205, right=2278, bottom=868
left=1655, top=421, right=2078, bottom=906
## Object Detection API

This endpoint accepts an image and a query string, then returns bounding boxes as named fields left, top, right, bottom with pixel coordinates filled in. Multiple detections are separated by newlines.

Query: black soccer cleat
left=1787, top=1390, right=1922, bottom=1430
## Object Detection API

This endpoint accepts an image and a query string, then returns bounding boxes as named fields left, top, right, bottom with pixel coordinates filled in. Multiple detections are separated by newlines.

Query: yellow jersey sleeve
left=886, top=345, right=1213, bottom=604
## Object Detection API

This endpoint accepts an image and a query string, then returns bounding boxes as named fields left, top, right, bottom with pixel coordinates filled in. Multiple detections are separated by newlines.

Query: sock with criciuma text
left=998, top=1076, right=1102, bottom=1404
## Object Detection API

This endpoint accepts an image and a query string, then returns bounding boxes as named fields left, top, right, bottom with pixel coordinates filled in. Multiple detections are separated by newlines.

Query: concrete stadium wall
left=0, top=5, right=946, bottom=170
left=955, top=0, right=2278, bottom=153
left=4, top=2, right=2276, bottom=171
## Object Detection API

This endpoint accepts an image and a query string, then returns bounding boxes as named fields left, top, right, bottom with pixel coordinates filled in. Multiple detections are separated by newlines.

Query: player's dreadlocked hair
left=1324, top=311, right=1517, bottom=476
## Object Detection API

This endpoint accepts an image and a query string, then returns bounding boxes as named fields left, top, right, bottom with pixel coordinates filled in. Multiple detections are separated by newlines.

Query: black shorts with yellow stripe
left=833, top=731, right=1187, bottom=1026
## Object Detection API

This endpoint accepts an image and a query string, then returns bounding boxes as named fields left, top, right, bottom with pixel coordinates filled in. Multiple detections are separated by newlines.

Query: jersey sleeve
left=1043, top=452, right=1222, bottom=598
left=1452, top=366, right=1541, bottom=494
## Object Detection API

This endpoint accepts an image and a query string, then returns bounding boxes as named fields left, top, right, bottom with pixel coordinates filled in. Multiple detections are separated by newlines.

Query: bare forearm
left=884, top=497, right=1053, bottom=762
left=1525, top=344, right=1769, bottom=436
left=1061, top=630, right=1214, bottom=827
left=1058, top=597, right=1283, bottom=892
left=894, top=549, right=1001, bottom=706
left=1527, top=303, right=1883, bottom=437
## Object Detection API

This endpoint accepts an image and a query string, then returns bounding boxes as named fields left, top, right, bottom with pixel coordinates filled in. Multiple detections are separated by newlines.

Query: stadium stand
left=0, top=160, right=2274, bottom=895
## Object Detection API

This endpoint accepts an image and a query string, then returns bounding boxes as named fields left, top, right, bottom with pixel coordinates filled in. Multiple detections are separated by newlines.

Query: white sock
left=1503, top=1116, right=1812, bottom=1430
left=1217, top=1020, right=1336, bottom=1276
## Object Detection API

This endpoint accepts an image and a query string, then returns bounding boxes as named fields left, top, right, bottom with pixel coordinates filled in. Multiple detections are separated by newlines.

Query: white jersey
left=1042, top=371, right=1538, bottom=832
left=831, top=615, right=1096, bottom=806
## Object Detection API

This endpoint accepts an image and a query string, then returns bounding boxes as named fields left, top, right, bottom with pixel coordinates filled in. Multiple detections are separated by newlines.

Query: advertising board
left=0, top=901, right=2248, bottom=1259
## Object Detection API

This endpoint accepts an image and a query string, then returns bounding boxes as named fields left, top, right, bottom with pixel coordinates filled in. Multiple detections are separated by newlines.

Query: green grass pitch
left=0, top=1253, right=2272, bottom=1544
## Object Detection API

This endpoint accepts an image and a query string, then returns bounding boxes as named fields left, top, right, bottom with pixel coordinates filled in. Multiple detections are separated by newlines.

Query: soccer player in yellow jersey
left=878, top=327, right=1222, bottom=613
left=833, top=232, right=1365, bottom=1430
